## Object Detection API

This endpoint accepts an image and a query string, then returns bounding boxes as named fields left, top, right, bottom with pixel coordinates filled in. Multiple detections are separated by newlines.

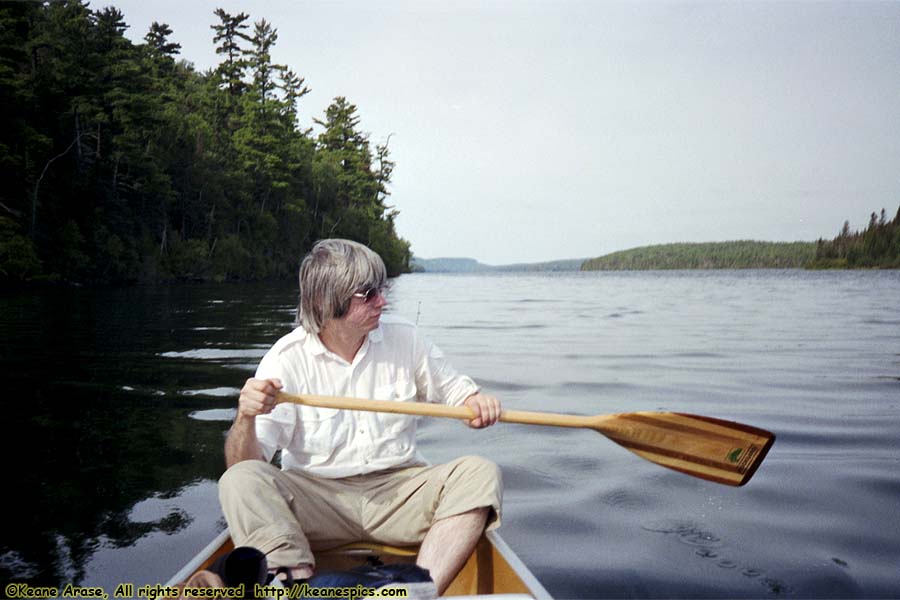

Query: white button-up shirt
left=254, top=315, right=479, bottom=478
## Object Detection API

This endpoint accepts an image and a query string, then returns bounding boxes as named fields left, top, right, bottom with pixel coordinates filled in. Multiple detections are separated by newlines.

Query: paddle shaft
left=275, top=391, right=598, bottom=429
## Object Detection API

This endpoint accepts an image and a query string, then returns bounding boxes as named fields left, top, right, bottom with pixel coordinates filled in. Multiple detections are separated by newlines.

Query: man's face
left=338, top=285, right=387, bottom=334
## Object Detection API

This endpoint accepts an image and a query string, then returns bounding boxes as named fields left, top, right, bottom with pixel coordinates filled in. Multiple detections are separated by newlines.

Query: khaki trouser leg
left=218, top=460, right=360, bottom=569
left=362, top=455, right=503, bottom=546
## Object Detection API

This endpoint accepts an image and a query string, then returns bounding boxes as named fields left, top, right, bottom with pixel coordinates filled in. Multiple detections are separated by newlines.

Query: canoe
left=167, top=528, right=551, bottom=598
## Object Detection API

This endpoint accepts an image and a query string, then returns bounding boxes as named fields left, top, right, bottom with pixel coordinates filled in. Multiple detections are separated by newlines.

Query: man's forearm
left=224, top=414, right=265, bottom=467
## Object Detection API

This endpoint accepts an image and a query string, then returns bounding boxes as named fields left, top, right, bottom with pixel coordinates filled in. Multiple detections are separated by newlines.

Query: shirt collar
left=302, top=323, right=384, bottom=360
left=302, top=328, right=329, bottom=356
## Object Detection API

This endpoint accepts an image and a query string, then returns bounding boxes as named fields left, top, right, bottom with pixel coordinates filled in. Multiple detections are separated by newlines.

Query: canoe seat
left=319, top=541, right=419, bottom=558
left=315, top=541, right=420, bottom=573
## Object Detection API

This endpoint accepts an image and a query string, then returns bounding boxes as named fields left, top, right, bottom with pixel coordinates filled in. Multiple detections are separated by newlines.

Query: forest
left=809, top=207, right=900, bottom=269
left=581, top=241, right=817, bottom=271
left=0, top=1, right=412, bottom=285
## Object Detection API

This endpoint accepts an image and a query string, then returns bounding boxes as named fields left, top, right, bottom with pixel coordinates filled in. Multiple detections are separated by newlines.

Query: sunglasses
left=351, top=285, right=387, bottom=303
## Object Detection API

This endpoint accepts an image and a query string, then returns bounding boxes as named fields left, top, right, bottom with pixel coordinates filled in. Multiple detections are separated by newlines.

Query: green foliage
left=57, top=220, right=91, bottom=280
left=809, top=206, right=900, bottom=269
left=0, top=1, right=411, bottom=286
left=161, top=233, right=210, bottom=280
left=582, top=241, right=817, bottom=271
left=0, top=217, right=42, bottom=282
left=210, top=234, right=251, bottom=281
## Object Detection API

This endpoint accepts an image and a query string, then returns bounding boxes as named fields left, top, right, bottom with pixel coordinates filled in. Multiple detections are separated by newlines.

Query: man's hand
left=226, top=378, right=280, bottom=467
left=463, top=392, right=502, bottom=429
left=238, top=377, right=283, bottom=419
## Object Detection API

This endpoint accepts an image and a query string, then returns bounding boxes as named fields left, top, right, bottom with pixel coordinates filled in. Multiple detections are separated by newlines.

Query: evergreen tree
left=144, top=21, right=180, bottom=59
left=811, top=206, right=900, bottom=269
left=210, top=8, right=250, bottom=99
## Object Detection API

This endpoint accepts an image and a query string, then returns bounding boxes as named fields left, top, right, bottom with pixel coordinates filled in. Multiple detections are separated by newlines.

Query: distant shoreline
left=414, top=207, right=900, bottom=272
left=581, top=241, right=816, bottom=271
left=410, top=257, right=585, bottom=273
left=412, top=241, right=819, bottom=273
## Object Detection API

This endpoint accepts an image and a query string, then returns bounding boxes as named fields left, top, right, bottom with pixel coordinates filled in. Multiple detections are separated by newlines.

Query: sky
left=106, top=0, right=900, bottom=265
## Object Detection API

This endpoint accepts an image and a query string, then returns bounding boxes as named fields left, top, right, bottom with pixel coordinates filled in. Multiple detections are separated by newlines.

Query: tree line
left=809, top=206, right=900, bottom=269
left=581, top=241, right=817, bottom=271
left=581, top=208, right=900, bottom=271
left=0, top=1, right=412, bottom=285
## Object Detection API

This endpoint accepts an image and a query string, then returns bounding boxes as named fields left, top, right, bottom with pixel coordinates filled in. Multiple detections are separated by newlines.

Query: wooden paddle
left=275, top=392, right=775, bottom=487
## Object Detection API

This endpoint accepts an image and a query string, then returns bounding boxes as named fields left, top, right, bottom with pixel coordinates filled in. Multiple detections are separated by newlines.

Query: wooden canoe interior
left=188, top=536, right=535, bottom=596
left=443, top=536, right=535, bottom=596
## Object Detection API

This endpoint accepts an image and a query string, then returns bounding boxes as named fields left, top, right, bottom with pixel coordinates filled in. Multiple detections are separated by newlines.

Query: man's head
left=296, top=239, right=387, bottom=333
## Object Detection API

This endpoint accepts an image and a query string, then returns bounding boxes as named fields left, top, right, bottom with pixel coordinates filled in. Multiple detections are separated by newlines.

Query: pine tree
left=210, top=9, right=250, bottom=99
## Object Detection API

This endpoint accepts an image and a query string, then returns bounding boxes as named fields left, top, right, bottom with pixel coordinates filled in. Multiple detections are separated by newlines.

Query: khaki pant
left=218, top=456, right=502, bottom=569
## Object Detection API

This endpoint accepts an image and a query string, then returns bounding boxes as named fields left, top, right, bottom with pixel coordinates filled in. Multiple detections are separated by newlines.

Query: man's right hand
left=238, top=377, right=283, bottom=419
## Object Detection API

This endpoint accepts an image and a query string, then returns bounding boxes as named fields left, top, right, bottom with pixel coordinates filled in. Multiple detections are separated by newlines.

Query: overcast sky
left=107, top=0, right=900, bottom=265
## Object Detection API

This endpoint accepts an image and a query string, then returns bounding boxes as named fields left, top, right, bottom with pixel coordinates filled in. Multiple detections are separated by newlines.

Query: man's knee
left=219, top=460, right=280, bottom=497
left=446, top=455, right=504, bottom=505
left=453, top=455, right=502, bottom=488
left=437, top=456, right=503, bottom=531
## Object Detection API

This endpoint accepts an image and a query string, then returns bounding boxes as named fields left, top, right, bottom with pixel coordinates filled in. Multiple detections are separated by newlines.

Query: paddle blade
left=595, top=412, right=775, bottom=486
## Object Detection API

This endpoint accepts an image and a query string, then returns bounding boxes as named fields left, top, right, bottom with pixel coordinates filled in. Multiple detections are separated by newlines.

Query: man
left=218, top=238, right=503, bottom=594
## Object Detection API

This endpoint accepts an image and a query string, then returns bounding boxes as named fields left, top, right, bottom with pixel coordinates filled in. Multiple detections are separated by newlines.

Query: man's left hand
left=463, top=393, right=502, bottom=429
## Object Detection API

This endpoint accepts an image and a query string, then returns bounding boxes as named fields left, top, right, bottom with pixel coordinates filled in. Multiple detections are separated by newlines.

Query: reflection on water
left=0, top=284, right=279, bottom=588
left=2, top=271, right=900, bottom=598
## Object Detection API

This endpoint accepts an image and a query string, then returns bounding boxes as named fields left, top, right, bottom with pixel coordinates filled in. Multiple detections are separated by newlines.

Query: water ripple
left=161, top=348, right=267, bottom=360
left=180, top=387, right=240, bottom=398
left=473, top=378, right=538, bottom=392
left=188, top=409, right=236, bottom=422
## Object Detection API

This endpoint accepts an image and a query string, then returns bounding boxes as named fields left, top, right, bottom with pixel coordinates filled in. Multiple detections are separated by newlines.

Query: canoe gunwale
left=485, top=530, right=551, bottom=600
left=165, top=528, right=231, bottom=588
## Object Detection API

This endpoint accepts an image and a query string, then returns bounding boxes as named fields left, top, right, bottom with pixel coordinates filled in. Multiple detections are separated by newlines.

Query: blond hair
left=296, top=239, right=387, bottom=333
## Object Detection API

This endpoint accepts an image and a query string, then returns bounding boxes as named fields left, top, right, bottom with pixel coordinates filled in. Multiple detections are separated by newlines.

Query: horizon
left=411, top=234, right=868, bottom=265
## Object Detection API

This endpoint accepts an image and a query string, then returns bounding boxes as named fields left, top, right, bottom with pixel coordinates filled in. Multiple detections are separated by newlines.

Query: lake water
left=2, top=270, right=899, bottom=598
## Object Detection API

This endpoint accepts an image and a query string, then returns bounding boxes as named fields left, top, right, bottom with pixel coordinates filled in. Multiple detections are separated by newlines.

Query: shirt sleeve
left=413, top=330, right=479, bottom=406
left=252, top=347, right=298, bottom=463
